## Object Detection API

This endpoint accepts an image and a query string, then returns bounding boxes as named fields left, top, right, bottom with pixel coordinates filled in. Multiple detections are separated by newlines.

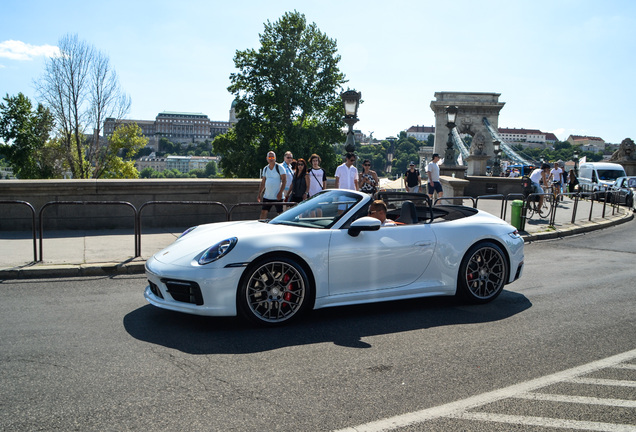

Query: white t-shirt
left=335, top=163, right=358, bottom=190
left=550, top=167, right=563, bottom=183
left=282, top=162, right=294, bottom=193
left=261, top=164, right=283, bottom=200
left=529, top=168, right=543, bottom=185
left=427, top=161, right=440, bottom=182
left=308, top=168, right=325, bottom=197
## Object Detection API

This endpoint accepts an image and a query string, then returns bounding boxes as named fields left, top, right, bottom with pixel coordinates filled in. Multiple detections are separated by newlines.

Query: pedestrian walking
left=257, top=151, right=286, bottom=219
left=403, top=162, right=421, bottom=193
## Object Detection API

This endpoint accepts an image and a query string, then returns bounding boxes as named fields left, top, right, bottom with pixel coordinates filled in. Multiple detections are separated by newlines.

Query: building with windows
left=497, top=128, right=546, bottom=147
left=135, top=155, right=167, bottom=172
left=104, top=110, right=231, bottom=150
left=406, top=125, right=435, bottom=141
left=165, top=155, right=218, bottom=173
left=566, top=135, right=605, bottom=153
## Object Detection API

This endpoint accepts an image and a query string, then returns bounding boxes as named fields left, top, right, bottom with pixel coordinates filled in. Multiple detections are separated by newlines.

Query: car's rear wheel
left=457, top=242, right=507, bottom=304
left=238, top=257, right=311, bottom=325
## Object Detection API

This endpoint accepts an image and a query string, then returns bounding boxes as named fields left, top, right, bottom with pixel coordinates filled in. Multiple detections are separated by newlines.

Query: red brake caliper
left=283, top=274, right=292, bottom=301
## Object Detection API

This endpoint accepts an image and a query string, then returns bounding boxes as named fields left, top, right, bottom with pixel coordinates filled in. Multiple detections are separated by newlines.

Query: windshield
left=269, top=190, right=363, bottom=229
left=598, top=169, right=625, bottom=181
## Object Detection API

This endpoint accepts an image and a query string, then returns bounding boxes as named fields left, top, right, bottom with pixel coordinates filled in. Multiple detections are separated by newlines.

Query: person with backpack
left=257, top=151, right=286, bottom=219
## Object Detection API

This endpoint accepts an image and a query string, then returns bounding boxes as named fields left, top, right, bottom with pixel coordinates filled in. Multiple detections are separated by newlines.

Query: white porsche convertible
left=145, top=190, right=524, bottom=325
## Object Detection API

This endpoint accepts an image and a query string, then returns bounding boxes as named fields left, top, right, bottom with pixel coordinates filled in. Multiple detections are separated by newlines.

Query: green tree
left=214, top=11, right=347, bottom=177
left=0, top=93, right=56, bottom=178
left=96, top=123, right=148, bottom=179
left=36, top=33, right=130, bottom=179
left=205, top=161, right=218, bottom=177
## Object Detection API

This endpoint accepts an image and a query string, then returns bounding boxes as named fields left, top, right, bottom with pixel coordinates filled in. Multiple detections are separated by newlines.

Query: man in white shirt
left=257, top=151, right=286, bottom=219
left=335, top=153, right=359, bottom=191
left=282, top=151, right=294, bottom=200
left=549, top=162, right=564, bottom=198
left=426, top=153, right=443, bottom=203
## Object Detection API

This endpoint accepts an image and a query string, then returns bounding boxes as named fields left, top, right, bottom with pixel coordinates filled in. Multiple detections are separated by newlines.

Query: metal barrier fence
left=0, top=200, right=38, bottom=262
left=38, top=201, right=138, bottom=262
left=137, top=201, right=229, bottom=256
left=2, top=192, right=629, bottom=265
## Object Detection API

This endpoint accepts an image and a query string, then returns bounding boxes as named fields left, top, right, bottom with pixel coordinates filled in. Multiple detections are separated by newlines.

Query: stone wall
left=463, top=176, right=524, bottom=199
left=0, top=179, right=265, bottom=231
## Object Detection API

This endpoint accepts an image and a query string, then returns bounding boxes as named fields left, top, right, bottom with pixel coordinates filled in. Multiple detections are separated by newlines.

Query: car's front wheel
left=238, top=257, right=312, bottom=325
left=456, top=242, right=507, bottom=304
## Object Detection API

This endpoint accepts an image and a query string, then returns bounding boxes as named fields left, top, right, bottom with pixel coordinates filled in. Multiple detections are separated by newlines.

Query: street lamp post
left=444, top=106, right=458, bottom=166
left=492, top=140, right=502, bottom=177
left=386, top=136, right=396, bottom=175
left=341, top=90, right=361, bottom=153
left=573, top=149, right=580, bottom=176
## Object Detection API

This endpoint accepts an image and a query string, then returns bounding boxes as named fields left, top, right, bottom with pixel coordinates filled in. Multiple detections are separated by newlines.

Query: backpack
left=262, top=163, right=282, bottom=177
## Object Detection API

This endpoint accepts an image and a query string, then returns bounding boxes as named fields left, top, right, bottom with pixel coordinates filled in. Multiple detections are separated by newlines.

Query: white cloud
left=0, top=40, right=60, bottom=61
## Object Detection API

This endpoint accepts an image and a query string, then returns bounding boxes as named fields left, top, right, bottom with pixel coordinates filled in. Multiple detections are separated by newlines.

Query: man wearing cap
left=426, top=153, right=443, bottom=202
left=403, top=161, right=421, bottom=193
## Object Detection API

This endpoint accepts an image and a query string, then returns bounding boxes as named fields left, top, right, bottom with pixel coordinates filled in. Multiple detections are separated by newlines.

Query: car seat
left=398, top=200, right=418, bottom=224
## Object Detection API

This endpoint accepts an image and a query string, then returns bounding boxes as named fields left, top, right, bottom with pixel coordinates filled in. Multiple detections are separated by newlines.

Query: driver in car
left=368, top=200, right=396, bottom=226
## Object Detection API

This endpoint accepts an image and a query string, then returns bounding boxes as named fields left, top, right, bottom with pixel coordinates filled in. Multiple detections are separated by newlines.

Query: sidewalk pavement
left=1, top=197, right=632, bottom=280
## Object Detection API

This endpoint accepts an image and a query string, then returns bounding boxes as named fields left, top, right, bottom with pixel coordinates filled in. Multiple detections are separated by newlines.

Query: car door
left=327, top=224, right=436, bottom=295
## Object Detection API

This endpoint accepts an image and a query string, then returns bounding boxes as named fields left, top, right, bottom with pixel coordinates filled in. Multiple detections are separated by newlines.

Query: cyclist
left=529, top=163, right=551, bottom=211
left=549, top=162, right=564, bottom=201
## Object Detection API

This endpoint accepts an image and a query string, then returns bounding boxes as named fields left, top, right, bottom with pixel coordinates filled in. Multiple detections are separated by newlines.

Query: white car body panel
left=144, top=190, right=524, bottom=319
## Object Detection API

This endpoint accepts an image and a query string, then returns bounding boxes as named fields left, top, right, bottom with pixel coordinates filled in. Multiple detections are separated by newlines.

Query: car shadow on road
left=123, top=290, right=531, bottom=354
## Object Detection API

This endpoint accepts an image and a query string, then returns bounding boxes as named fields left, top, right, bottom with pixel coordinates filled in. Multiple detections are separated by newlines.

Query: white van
left=578, top=162, right=626, bottom=199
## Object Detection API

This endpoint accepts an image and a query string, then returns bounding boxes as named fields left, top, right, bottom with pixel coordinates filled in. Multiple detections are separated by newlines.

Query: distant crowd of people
left=256, top=150, right=446, bottom=218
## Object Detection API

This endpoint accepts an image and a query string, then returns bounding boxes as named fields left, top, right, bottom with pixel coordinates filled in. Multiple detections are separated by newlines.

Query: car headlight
left=198, top=237, right=237, bottom=265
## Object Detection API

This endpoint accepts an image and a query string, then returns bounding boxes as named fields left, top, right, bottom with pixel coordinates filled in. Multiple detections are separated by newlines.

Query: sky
left=1, top=0, right=635, bottom=144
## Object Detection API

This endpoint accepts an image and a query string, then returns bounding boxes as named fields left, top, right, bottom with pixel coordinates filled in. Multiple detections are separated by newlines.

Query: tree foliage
left=214, top=11, right=347, bottom=177
left=97, top=123, right=148, bottom=179
left=0, top=93, right=56, bottom=178
left=36, top=33, right=131, bottom=179
left=355, top=132, right=430, bottom=178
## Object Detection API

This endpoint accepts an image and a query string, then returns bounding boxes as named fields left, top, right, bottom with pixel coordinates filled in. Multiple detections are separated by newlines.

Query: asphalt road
left=1, top=220, right=635, bottom=431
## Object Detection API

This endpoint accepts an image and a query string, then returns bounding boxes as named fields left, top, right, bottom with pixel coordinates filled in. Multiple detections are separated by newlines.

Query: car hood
left=151, top=220, right=310, bottom=266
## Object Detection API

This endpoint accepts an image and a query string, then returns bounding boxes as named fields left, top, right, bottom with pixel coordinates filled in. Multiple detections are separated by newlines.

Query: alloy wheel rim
left=247, top=261, right=306, bottom=322
left=465, top=247, right=505, bottom=299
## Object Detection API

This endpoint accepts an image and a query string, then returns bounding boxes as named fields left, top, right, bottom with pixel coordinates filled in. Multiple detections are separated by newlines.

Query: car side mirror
left=348, top=216, right=381, bottom=237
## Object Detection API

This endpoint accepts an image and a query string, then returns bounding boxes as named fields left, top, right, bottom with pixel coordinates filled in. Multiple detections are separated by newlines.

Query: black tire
left=456, top=242, right=508, bottom=304
left=237, top=256, right=312, bottom=326
left=538, top=195, right=552, bottom=219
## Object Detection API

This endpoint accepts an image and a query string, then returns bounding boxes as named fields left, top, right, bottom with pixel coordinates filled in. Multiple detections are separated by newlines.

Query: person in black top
left=403, top=162, right=421, bottom=193
left=288, top=158, right=310, bottom=203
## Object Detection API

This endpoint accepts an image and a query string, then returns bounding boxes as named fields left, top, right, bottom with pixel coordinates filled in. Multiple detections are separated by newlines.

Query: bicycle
left=521, top=176, right=554, bottom=220
left=525, top=189, right=554, bottom=219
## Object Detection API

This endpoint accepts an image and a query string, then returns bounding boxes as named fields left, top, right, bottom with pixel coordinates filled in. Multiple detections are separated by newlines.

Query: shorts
left=261, top=198, right=283, bottom=214
left=532, top=183, right=543, bottom=194
left=407, top=185, right=419, bottom=193
left=427, top=181, right=443, bottom=194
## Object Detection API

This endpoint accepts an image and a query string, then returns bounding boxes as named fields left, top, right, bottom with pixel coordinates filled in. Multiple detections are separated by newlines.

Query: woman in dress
left=359, top=159, right=379, bottom=195
left=288, top=158, right=310, bottom=203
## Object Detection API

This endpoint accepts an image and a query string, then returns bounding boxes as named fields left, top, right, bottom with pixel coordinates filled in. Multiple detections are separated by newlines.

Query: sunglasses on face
left=364, top=164, right=370, bottom=166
